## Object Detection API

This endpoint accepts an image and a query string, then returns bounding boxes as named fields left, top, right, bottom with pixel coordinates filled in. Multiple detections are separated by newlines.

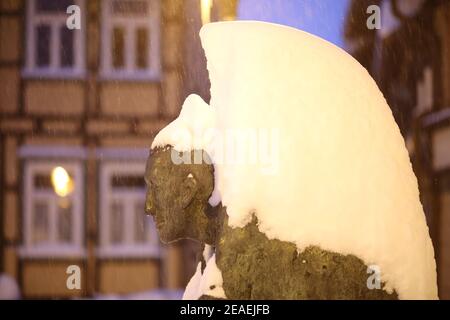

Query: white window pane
left=111, top=174, right=145, bottom=189
left=36, top=0, right=74, bottom=13
left=110, top=201, right=124, bottom=244
left=60, top=26, right=74, bottom=67
left=32, top=201, right=50, bottom=244
left=136, top=27, right=149, bottom=69
left=134, top=201, right=147, bottom=243
left=34, top=173, right=52, bottom=190
left=24, top=161, right=83, bottom=256
left=27, top=0, right=84, bottom=77
left=112, top=27, right=125, bottom=68
left=36, top=24, right=51, bottom=67
left=57, top=200, right=72, bottom=243
left=102, top=0, right=160, bottom=78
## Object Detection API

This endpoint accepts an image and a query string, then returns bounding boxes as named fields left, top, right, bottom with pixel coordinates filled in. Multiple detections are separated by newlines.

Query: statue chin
left=159, top=236, right=177, bottom=245
left=157, top=226, right=182, bottom=244
left=156, top=228, right=171, bottom=244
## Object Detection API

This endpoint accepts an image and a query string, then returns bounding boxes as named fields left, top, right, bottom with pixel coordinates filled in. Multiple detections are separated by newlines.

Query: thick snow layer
left=152, top=21, right=437, bottom=299
left=183, top=263, right=203, bottom=300
left=152, top=94, right=216, bottom=152
left=182, top=254, right=226, bottom=300
left=200, top=21, right=437, bottom=299
left=151, top=94, right=221, bottom=204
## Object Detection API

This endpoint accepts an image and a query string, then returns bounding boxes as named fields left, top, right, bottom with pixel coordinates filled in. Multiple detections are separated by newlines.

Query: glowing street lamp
left=51, top=166, right=74, bottom=197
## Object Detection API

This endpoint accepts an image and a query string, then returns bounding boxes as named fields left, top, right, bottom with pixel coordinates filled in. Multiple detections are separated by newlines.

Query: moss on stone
left=216, top=215, right=397, bottom=300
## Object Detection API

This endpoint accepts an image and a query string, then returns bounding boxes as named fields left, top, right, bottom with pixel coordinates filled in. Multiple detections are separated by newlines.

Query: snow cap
left=199, top=21, right=437, bottom=299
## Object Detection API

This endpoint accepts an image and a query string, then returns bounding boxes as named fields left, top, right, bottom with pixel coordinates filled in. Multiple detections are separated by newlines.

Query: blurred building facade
left=0, top=0, right=237, bottom=298
left=345, top=0, right=450, bottom=299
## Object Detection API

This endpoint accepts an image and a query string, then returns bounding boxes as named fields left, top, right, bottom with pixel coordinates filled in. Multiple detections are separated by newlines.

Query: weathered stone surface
left=145, top=147, right=218, bottom=244
left=217, top=214, right=397, bottom=300
left=145, top=146, right=397, bottom=300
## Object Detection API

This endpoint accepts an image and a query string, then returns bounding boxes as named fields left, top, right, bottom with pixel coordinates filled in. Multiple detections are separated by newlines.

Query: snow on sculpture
left=150, top=21, right=437, bottom=299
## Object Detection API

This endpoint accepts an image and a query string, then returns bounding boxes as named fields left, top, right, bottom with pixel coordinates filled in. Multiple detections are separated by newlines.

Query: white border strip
left=95, top=147, right=150, bottom=160
left=423, top=108, right=450, bottom=127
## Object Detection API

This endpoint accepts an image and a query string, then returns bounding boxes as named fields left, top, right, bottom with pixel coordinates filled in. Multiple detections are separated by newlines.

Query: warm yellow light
left=201, top=0, right=212, bottom=25
left=51, top=166, right=74, bottom=197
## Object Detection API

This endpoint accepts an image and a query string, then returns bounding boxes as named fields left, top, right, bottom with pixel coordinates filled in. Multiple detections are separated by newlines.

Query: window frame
left=20, top=160, right=85, bottom=258
left=100, top=0, right=161, bottom=81
left=98, top=161, right=160, bottom=258
left=23, top=0, right=86, bottom=79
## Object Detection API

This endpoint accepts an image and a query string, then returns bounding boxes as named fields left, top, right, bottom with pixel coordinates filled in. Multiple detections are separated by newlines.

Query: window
left=24, top=0, right=85, bottom=78
left=100, top=0, right=161, bottom=80
left=99, top=162, right=160, bottom=257
left=21, top=161, right=85, bottom=257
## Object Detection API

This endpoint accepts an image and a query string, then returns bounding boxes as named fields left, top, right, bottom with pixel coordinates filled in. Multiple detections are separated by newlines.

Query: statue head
left=144, top=146, right=218, bottom=244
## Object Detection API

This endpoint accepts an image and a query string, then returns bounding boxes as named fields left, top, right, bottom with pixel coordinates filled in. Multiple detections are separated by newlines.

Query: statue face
left=144, top=149, right=198, bottom=243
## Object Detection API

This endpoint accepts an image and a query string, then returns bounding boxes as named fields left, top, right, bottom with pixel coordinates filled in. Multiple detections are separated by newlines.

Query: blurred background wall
left=0, top=0, right=237, bottom=299
left=344, top=0, right=450, bottom=299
